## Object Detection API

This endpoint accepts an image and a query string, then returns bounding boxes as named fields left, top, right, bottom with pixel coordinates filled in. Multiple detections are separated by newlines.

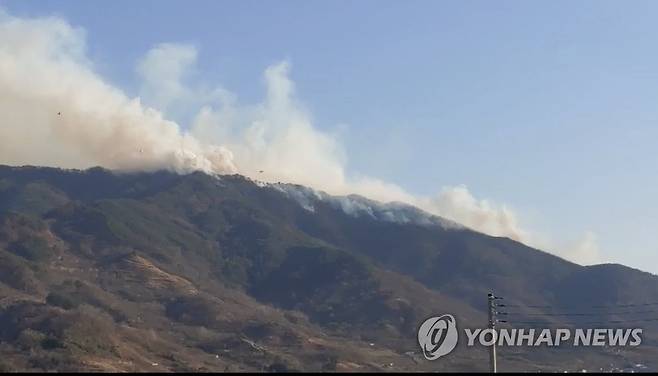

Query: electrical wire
left=492, top=295, right=658, bottom=326
left=498, top=309, right=658, bottom=317
left=498, top=302, right=658, bottom=309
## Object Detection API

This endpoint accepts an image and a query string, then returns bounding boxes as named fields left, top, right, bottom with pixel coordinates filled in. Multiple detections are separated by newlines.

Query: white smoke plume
left=0, top=9, right=601, bottom=265
left=0, top=10, right=236, bottom=175
left=423, top=186, right=526, bottom=241
left=137, top=43, right=198, bottom=114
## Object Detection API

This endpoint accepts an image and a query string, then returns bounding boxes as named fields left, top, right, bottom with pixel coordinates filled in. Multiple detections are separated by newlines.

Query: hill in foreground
left=0, top=165, right=656, bottom=372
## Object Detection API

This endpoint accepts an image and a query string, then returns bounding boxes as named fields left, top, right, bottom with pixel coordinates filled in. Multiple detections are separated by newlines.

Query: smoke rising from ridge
left=0, top=9, right=601, bottom=265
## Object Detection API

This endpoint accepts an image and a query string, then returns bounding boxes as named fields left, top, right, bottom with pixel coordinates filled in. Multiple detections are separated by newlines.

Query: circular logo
left=418, top=314, right=458, bottom=360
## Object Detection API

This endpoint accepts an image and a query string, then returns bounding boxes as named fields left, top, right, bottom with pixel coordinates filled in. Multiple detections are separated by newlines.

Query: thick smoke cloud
left=0, top=9, right=601, bottom=265
left=0, top=10, right=236, bottom=175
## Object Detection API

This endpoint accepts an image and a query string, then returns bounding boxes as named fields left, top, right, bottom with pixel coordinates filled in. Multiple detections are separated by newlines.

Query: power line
left=593, top=302, right=658, bottom=308
left=498, top=309, right=658, bottom=317
left=492, top=296, right=658, bottom=326
left=497, top=304, right=552, bottom=309
left=498, top=302, right=658, bottom=309
left=499, top=317, right=658, bottom=326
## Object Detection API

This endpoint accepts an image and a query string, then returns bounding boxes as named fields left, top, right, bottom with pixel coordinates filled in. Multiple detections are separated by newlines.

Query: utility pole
left=487, top=293, right=498, bottom=373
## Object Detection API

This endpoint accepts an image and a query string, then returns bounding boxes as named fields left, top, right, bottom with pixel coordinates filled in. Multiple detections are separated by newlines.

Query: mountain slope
left=0, top=165, right=656, bottom=372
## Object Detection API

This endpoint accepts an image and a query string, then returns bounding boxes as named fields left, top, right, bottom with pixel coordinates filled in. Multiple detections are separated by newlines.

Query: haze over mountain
left=0, top=165, right=656, bottom=372
left=0, top=7, right=602, bottom=267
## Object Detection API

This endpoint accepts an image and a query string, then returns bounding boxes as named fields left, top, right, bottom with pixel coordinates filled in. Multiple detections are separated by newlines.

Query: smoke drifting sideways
left=0, top=10, right=601, bottom=265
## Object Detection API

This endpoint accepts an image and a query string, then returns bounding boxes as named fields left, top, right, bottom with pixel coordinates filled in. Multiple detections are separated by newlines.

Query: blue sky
left=2, top=0, right=658, bottom=273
